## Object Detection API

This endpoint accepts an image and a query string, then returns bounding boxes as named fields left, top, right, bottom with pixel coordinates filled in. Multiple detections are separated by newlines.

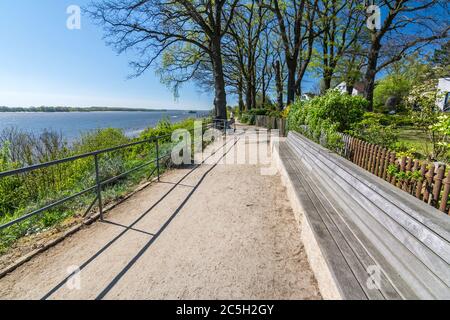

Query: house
left=300, top=92, right=316, bottom=101
left=335, top=81, right=365, bottom=96
left=437, top=77, right=450, bottom=112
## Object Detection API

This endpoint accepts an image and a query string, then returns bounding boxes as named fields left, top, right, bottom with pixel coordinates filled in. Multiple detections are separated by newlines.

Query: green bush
left=310, top=90, right=366, bottom=131
left=239, top=113, right=255, bottom=125
left=287, top=91, right=367, bottom=149
left=246, top=109, right=268, bottom=116
left=390, top=114, right=413, bottom=127
left=348, top=115, right=398, bottom=149
left=267, top=110, right=283, bottom=118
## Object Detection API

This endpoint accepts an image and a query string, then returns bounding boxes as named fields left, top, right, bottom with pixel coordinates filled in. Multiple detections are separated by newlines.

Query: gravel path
left=0, top=131, right=321, bottom=300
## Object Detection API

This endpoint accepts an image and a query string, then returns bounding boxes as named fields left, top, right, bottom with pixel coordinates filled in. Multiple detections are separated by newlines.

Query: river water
left=0, top=110, right=209, bottom=141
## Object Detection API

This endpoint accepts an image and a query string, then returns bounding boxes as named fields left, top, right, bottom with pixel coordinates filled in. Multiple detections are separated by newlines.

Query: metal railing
left=0, top=119, right=230, bottom=231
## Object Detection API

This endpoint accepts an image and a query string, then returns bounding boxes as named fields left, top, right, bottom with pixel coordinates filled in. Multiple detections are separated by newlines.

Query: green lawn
left=395, top=126, right=432, bottom=159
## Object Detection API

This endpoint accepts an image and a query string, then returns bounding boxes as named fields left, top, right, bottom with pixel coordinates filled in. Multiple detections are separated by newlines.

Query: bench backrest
left=286, top=131, right=450, bottom=299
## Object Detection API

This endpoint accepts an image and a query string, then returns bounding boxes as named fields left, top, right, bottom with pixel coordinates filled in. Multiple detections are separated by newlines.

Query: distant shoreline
left=0, top=106, right=206, bottom=113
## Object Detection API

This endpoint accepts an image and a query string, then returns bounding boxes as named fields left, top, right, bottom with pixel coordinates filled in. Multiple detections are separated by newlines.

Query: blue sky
left=0, top=1, right=214, bottom=110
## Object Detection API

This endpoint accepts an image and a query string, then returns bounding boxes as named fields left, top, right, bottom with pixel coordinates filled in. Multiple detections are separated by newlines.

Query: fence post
left=356, top=139, right=363, bottom=166
left=224, top=119, right=227, bottom=139
left=348, top=137, right=354, bottom=161
left=410, top=159, right=419, bottom=194
left=365, top=143, right=372, bottom=170
left=432, top=165, right=445, bottom=208
left=399, top=156, right=407, bottom=189
left=379, top=148, right=386, bottom=178
left=360, top=142, right=367, bottom=168
left=387, top=152, right=396, bottom=184
left=366, top=143, right=372, bottom=171
left=371, top=145, right=379, bottom=174
left=94, top=154, right=103, bottom=221
left=423, top=164, right=435, bottom=204
left=375, top=146, right=382, bottom=176
left=416, top=162, right=427, bottom=199
left=156, top=138, right=160, bottom=182
left=404, top=157, right=413, bottom=191
left=441, top=170, right=450, bottom=212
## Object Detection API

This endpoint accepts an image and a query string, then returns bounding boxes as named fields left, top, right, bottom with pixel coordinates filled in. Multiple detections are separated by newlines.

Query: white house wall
left=437, top=78, right=450, bottom=111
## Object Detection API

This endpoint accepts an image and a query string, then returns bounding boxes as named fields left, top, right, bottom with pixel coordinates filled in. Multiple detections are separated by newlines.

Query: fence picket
left=371, top=145, right=378, bottom=174
left=416, top=162, right=427, bottom=200
left=423, top=165, right=435, bottom=204
left=390, top=154, right=398, bottom=185
left=410, top=159, right=419, bottom=194
left=356, top=140, right=363, bottom=166
left=399, top=156, right=407, bottom=190
left=432, top=165, right=446, bottom=208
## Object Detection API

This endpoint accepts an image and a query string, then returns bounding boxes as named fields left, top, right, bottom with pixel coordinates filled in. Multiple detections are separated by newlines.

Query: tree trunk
left=323, top=71, right=332, bottom=91
left=363, top=41, right=380, bottom=112
left=262, top=81, right=266, bottom=109
left=275, top=60, right=284, bottom=111
left=211, top=40, right=227, bottom=120
left=251, top=77, right=257, bottom=109
left=245, top=80, right=252, bottom=111
left=238, top=77, right=244, bottom=113
left=286, top=64, right=296, bottom=106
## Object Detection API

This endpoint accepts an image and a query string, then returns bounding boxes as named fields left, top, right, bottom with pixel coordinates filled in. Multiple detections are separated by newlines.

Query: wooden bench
left=273, top=131, right=450, bottom=300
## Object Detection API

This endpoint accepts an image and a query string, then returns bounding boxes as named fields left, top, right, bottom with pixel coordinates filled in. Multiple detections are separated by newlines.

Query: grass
left=395, top=126, right=433, bottom=157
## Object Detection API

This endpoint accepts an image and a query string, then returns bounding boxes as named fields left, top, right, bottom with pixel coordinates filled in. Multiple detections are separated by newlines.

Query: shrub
left=239, top=113, right=255, bottom=125
left=429, top=114, right=450, bottom=161
left=287, top=91, right=367, bottom=149
left=267, top=110, right=283, bottom=118
left=390, top=114, right=413, bottom=127
left=246, top=109, right=268, bottom=116
left=307, top=90, right=366, bottom=131
left=391, top=141, right=419, bottom=158
left=74, top=128, right=129, bottom=154
left=349, top=115, right=398, bottom=149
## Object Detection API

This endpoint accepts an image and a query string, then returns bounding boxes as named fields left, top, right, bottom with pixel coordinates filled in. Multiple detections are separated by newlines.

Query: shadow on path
left=96, top=139, right=238, bottom=299
left=41, top=138, right=236, bottom=300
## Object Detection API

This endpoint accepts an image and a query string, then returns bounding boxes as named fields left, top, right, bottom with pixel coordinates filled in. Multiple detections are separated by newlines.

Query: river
left=0, top=110, right=209, bottom=141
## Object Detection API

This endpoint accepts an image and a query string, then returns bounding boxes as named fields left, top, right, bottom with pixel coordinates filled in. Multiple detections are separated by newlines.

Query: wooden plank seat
left=273, top=131, right=450, bottom=300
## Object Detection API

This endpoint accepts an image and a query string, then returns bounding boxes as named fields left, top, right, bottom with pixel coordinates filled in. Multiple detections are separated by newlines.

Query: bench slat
left=278, top=153, right=368, bottom=299
left=284, top=134, right=450, bottom=299
left=289, top=156, right=401, bottom=300
left=288, top=135, right=450, bottom=290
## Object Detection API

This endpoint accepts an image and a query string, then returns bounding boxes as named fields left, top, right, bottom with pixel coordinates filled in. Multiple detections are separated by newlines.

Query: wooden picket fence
left=341, top=134, right=450, bottom=215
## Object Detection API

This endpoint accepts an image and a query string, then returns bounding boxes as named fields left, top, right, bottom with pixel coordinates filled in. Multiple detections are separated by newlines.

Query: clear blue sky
left=0, top=1, right=214, bottom=110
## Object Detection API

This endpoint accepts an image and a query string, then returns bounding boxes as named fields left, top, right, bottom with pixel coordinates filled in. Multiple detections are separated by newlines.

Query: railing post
left=224, top=119, right=227, bottom=139
left=156, top=138, right=160, bottom=181
left=94, top=154, right=103, bottom=221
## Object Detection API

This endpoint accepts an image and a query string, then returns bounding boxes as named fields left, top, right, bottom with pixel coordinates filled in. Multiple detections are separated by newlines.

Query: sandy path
left=0, top=132, right=321, bottom=300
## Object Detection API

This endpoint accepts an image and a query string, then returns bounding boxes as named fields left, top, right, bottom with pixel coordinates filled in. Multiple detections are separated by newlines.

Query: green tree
left=362, top=0, right=449, bottom=111
left=431, top=40, right=450, bottom=74
left=88, top=0, right=240, bottom=120
left=315, top=0, right=365, bottom=90
left=373, top=55, right=430, bottom=110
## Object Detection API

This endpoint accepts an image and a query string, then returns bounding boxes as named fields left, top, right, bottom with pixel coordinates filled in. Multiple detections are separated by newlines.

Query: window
left=444, top=92, right=450, bottom=112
